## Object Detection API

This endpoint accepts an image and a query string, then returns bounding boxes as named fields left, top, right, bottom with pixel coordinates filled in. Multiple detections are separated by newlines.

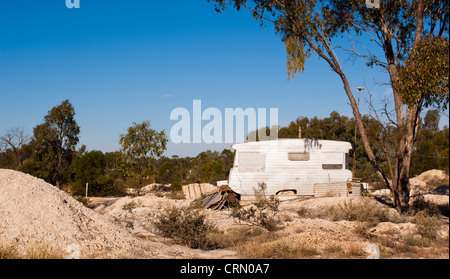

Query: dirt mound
left=410, top=169, right=449, bottom=187
left=0, top=169, right=159, bottom=258
left=0, top=169, right=238, bottom=259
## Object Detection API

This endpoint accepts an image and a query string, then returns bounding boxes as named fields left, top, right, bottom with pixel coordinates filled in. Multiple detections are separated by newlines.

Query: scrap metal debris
left=201, top=185, right=239, bottom=210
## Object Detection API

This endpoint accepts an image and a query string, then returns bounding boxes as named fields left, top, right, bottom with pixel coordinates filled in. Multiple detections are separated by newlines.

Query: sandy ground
left=1, top=168, right=448, bottom=259
left=0, top=169, right=235, bottom=259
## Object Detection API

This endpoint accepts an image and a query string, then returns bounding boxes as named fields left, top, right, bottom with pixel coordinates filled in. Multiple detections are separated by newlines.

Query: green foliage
left=285, top=35, right=308, bottom=80
left=327, top=198, right=391, bottom=224
left=119, top=121, right=167, bottom=188
left=231, top=196, right=281, bottom=231
left=70, top=150, right=126, bottom=197
left=209, top=0, right=449, bottom=209
left=28, top=100, right=80, bottom=187
left=0, top=127, right=30, bottom=170
left=157, top=158, right=189, bottom=184
left=396, top=36, right=449, bottom=111
left=156, top=148, right=234, bottom=186
left=170, top=181, right=182, bottom=192
left=412, top=211, right=443, bottom=240
left=153, top=206, right=215, bottom=249
left=0, top=148, right=16, bottom=170
left=231, top=184, right=281, bottom=232
left=411, top=110, right=449, bottom=175
left=73, top=150, right=105, bottom=183
left=276, top=111, right=396, bottom=180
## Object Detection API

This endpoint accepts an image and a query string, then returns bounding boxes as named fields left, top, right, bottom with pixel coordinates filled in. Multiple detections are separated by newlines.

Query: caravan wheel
left=276, top=190, right=296, bottom=195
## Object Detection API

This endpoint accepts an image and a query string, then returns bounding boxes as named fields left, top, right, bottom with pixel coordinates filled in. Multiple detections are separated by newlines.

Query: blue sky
left=0, top=0, right=447, bottom=157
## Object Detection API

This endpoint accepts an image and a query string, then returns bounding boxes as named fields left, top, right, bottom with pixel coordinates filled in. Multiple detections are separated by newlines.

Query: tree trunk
left=338, top=72, right=392, bottom=188
left=306, top=30, right=392, bottom=191
left=392, top=102, right=421, bottom=210
left=56, top=140, right=63, bottom=189
left=392, top=145, right=411, bottom=211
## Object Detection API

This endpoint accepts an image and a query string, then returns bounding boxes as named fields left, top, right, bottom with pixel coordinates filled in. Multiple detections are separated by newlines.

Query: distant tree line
left=0, top=100, right=234, bottom=197
left=1, top=100, right=447, bottom=197
left=252, top=110, right=449, bottom=181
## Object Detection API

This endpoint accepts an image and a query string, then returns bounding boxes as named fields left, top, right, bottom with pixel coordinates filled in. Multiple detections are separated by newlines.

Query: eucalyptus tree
left=209, top=0, right=449, bottom=210
left=119, top=121, right=167, bottom=191
left=0, top=127, right=30, bottom=169
left=31, top=100, right=80, bottom=188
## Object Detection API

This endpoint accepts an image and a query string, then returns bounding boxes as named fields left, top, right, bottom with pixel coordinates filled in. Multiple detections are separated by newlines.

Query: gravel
left=0, top=169, right=237, bottom=259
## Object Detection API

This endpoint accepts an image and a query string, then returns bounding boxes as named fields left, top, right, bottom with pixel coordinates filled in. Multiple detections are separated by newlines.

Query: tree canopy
left=29, top=100, right=80, bottom=188
left=119, top=121, right=167, bottom=189
left=209, top=0, right=449, bottom=210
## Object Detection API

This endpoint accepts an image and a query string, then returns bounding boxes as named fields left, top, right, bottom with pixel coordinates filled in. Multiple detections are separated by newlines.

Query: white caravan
left=227, top=139, right=354, bottom=199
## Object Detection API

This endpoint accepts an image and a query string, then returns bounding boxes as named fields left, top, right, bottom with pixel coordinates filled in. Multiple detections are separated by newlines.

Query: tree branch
left=336, top=31, right=389, bottom=70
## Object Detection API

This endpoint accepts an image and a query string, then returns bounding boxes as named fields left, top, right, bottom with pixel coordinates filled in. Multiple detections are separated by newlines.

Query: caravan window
left=322, top=164, right=343, bottom=169
left=288, top=152, right=310, bottom=161
left=238, top=152, right=266, bottom=172
left=321, top=153, right=343, bottom=170
left=345, top=153, right=349, bottom=169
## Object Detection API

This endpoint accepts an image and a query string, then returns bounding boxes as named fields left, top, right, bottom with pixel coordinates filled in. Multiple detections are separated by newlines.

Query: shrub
left=170, top=181, right=182, bottom=192
left=231, top=195, right=281, bottom=231
left=240, top=239, right=319, bottom=259
left=167, top=181, right=183, bottom=200
left=409, top=194, right=441, bottom=216
left=207, top=227, right=265, bottom=249
left=412, top=211, right=442, bottom=240
left=122, top=200, right=140, bottom=212
left=71, top=175, right=126, bottom=197
left=403, top=233, right=431, bottom=247
left=327, top=198, right=391, bottom=224
left=166, top=190, right=184, bottom=200
left=153, top=206, right=215, bottom=249
left=296, top=206, right=311, bottom=218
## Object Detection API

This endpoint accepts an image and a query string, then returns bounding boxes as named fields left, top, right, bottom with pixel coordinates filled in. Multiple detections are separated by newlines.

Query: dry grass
left=326, top=198, right=392, bottom=223
left=292, top=196, right=448, bottom=259
left=238, top=238, right=319, bottom=259
left=322, top=243, right=365, bottom=258
left=218, top=196, right=448, bottom=259
left=411, top=211, right=443, bottom=239
left=0, top=242, right=65, bottom=259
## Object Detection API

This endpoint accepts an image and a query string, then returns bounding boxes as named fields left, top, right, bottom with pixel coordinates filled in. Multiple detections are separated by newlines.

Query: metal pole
left=86, top=183, right=88, bottom=198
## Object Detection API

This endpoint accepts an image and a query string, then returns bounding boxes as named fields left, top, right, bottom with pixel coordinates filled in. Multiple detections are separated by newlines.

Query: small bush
left=170, top=181, right=182, bottom=192
left=122, top=200, right=140, bottom=212
left=409, top=194, right=441, bottom=216
left=71, top=176, right=126, bottom=197
left=354, top=222, right=375, bottom=238
left=240, top=239, right=319, bottom=259
left=207, top=227, right=266, bottom=249
left=412, top=211, right=442, bottom=240
left=153, top=206, right=215, bottom=249
left=74, top=196, right=90, bottom=207
left=403, top=234, right=431, bottom=247
left=231, top=195, right=281, bottom=231
left=166, top=190, right=184, bottom=200
left=322, top=244, right=364, bottom=258
left=327, top=198, right=391, bottom=224
left=296, top=207, right=311, bottom=218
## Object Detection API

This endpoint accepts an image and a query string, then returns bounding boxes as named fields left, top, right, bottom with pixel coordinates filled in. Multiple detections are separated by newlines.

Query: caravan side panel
left=228, top=139, right=352, bottom=197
